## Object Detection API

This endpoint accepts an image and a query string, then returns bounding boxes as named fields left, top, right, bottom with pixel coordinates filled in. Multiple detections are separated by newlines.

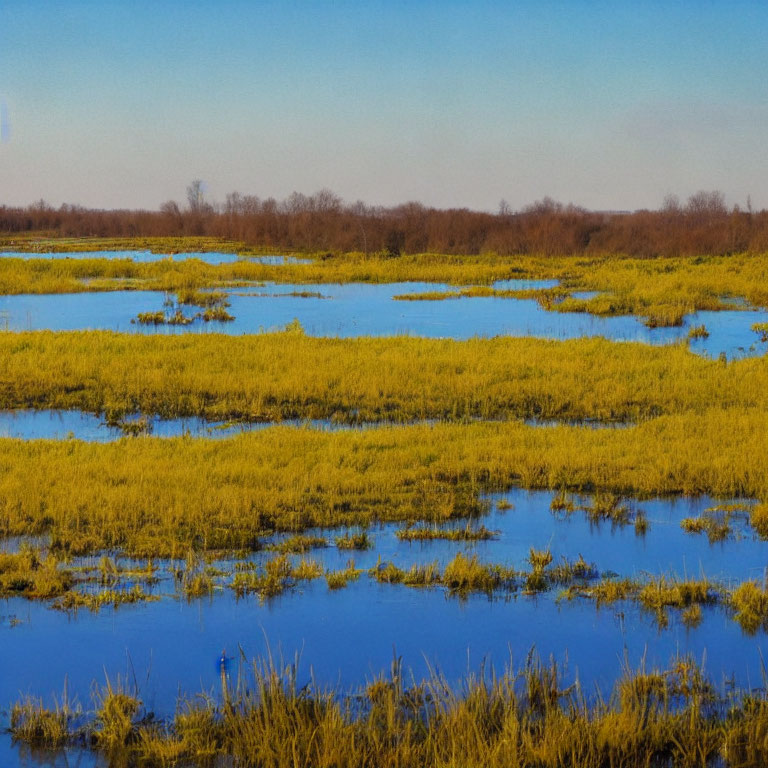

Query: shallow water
left=1, top=490, right=765, bottom=705
left=0, top=410, right=628, bottom=442
left=1, top=281, right=766, bottom=358
left=0, top=250, right=308, bottom=265
left=1, top=487, right=766, bottom=764
left=0, top=410, right=365, bottom=442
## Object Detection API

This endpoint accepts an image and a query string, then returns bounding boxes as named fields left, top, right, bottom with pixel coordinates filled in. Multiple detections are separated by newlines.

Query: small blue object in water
left=218, top=649, right=229, bottom=671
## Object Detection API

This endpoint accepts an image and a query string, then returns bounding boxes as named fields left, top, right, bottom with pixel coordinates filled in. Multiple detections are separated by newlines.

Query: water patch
left=2, top=281, right=767, bottom=358
left=0, top=410, right=404, bottom=442
left=0, top=250, right=310, bottom=265
left=0, top=487, right=765, bottom=763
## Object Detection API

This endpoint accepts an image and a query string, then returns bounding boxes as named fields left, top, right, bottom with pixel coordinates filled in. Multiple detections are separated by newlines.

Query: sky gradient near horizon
left=1, top=1, right=767, bottom=212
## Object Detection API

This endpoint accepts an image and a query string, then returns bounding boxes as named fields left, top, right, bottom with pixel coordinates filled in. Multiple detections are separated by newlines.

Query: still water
left=0, top=487, right=766, bottom=764
left=1, top=281, right=766, bottom=359
left=0, top=250, right=309, bottom=265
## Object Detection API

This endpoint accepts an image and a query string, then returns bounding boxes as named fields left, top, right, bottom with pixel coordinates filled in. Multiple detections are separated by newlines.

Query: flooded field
left=1, top=279, right=766, bottom=358
left=1, top=487, right=766, bottom=765
left=1, top=248, right=768, bottom=766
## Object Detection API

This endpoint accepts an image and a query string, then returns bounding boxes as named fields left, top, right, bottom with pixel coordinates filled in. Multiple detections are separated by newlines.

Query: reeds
left=2, top=250, right=768, bottom=328
left=5, top=330, right=768, bottom=427
left=396, top=523, right=497, bottom=541
left=0, top=411, right=766, bottom=557
left=11, top=653, right=768, bottom=768
left=688, top=324, right=710, bottom=339
left=335, top=531, right=373, bottom=550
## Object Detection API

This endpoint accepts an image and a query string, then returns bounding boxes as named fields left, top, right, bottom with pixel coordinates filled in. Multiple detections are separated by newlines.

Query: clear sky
left=1, top=0, right=767, bottom=211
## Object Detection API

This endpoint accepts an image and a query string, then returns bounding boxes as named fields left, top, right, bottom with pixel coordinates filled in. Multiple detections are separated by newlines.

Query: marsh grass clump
left=368, top=558, right=441, bottom=587
left=176, top=288, right=229, bottom=308
left=325, top=560, right=363, bottom=589
left=634, top=511, right=650, bottom=535
left=749, top=503, right=768, bottom=538
left=687, top=324, right=710, bottom=339
left=546, top=554, right=597, bottom=585
left=166, top=309, right=194, bottom=326
left=92, top=679, right=143, bottom=751
left=524, top=549, right=597, bottom=592
left=682, top=504, right=750, bottom=543
left=132, top=311, right=166, bottom=325
left=550, top=491, right=576, bottom=514
left=201, top=306, right=235, bottom=322
left=730, top=581, right=768, bottom=634
left=585, top=493, right=631, bottom=525
left=681, top=515, right=730, bottom=543
left=175, top=550, right=217, bottom=598
left=98, top=555, right=119, bottom=585
left=442, top=553, right=515, bottom=595
left=682, top=603, right=703, bottom=628
left=752, top=322, right=768, bottom=342
left=335, top=531, right=372, bottom=550
left=395, top=523, right=497, bottom=541
left=0, top=548, right=72, bottom=599
left=564, top=576, right=640, bottom=606
left=269, top=534, right=328, bottom=553
left=184, top=572, right=215, bottom=598
left=10, top=695, right=75, bottom=747
left=643, top=305, right=687, bottom=328
left=132, top=309, right=193, bottom=326
left=638, top=576, right=717, bottom=611
left=230, top=554, right=322, bottom=599
left=116, top=416, right=153, bottom=436
left=551, top=491, right=647, bottom=532
left=53, top=584, right=158, bottom=612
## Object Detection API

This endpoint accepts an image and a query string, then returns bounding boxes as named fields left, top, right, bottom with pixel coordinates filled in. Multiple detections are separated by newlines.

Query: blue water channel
left=0, top=280, right=766, bottom=359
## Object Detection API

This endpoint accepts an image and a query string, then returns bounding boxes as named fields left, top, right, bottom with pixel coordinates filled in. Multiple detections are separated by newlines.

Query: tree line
left=2, top=185, right=767, bottom=257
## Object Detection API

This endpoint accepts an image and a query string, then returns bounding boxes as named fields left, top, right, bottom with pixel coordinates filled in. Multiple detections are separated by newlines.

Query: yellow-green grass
left=0, top=409, right=767, bottom=557
left=2, top=248, right=768, bottom=317
left=3, top=331, right=768, bottom=425
left=0, top=235, right=282, bottom=256
left=10, top=655, right=765, bottom=768
left=0, top=251, right=535, bottom=294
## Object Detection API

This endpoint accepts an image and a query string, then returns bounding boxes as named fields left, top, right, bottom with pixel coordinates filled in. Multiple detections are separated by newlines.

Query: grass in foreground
left=10, top=654, right=768, bottom=768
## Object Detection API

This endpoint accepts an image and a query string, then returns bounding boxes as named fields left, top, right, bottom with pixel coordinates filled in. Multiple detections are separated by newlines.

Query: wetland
left=2, top=240, right=768, bottom=766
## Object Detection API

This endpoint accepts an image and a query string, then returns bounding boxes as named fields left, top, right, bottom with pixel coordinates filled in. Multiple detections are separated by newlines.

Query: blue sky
left=1, top=1, right=767, bottom=210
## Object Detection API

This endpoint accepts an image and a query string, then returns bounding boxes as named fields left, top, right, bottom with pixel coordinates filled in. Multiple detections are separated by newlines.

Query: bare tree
left=686, top=190, right=726, bottom=217
left=186, top=179, right=206, bottom=212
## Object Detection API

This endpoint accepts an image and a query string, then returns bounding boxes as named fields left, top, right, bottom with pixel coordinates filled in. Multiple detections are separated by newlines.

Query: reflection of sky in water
left=0, top=280, right=766, bottom=359
left=0, top=488, right=764, bottom=766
